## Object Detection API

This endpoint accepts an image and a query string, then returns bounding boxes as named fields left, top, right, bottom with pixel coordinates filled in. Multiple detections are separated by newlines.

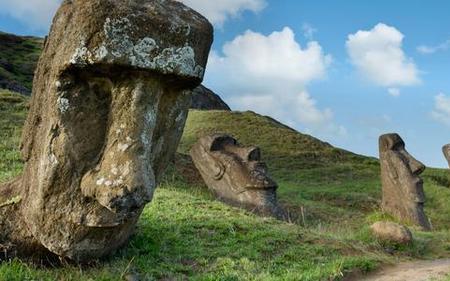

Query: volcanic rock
left=379, top=133, right=431, bottom=230
left=0, top=0, right=213, bottom=262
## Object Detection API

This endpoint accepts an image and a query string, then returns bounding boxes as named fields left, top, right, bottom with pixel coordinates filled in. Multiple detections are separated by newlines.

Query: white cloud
left=346, top=23, right=420, bottom=88
left=417, top=40, right=450, bottom=54
left=432, top=93, right=450, bottom=126
left=206, top=27, right=345, bottom=137
left=178, top=0, right=266, bottom=26
left=0, top=0, right=61, bottom=32
left=208, top=27, right=331, bottom=91
left=228, top=92, right=347, bottom=137
left=387, top=87, right=401, bottom=97
left=302, top=23, right=317, bottom=40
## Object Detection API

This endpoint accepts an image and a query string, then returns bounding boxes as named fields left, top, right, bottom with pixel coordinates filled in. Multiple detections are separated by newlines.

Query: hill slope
left=0, top=32, right=43, bottom=94
left=190, top=85, right=231, bottom=111
left=0, top=89, right=28, bottom=182
left=178, top=110, right=382, bottom=224
left=2, top=91, right=450, bottom=280
left=179, top=110, right=367, bottom=167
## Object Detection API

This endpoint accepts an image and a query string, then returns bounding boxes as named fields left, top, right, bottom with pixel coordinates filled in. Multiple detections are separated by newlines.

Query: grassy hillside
left=180, top=110, right=380, bottom=224
left=1, top=92, right=450, bottom=280
left=180, top=110, right=450, bottom=232
left=0, top=90, right=28, bottom=182
left=0, top=32, right=43, bottom=94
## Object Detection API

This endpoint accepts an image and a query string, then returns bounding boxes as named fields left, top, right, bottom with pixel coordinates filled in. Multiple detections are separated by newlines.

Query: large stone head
left=443, top=144, right=450, bottom=168
left=190, top=134, right=280, bottom=215
left=19, top=0, right=213, bottom=260
left=379, top=133, right=430, bottom=230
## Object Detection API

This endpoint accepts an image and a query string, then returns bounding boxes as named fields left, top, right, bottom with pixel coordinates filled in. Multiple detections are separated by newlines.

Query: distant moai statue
left=0, top=0, right=213, bottom=262
left=379, top=133, right=431, bottom=230
left=442, top=144, right=450, bottom=168
left=190, top=134, right=283, bottom=217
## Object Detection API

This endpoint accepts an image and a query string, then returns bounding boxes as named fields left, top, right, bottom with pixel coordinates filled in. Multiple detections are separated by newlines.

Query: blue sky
left=1, top=0, right=450, bottom=168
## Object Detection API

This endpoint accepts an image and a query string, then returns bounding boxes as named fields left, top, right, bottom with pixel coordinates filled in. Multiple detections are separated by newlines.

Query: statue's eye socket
left=247, top=147, right=261, bottom=161
left=392, top=141, right=405, bottom=151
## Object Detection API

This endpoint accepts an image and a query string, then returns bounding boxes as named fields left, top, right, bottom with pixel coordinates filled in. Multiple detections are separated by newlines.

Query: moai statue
left=442, top=144, right=450, bottom=168
left=190, top=134, right=282, bottom=217
left=379, top=133, right=431, bottom=230
left=0, top=0, right=213, bottom=262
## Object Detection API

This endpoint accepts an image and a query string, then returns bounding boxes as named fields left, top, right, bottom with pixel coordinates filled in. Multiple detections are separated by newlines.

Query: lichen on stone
left=0, top=196, right=22, bottom=208
left=70, top=39, right=93, bottom=65
left=69, top=17, right=205, bottom=78
left=57, top=97, right=70, bottom=113
left=170, top=22, right=191, bottom=36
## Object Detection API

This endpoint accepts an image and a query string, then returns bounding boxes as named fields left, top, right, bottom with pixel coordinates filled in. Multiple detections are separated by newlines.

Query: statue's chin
left=80, top=203, right=142, bottom=228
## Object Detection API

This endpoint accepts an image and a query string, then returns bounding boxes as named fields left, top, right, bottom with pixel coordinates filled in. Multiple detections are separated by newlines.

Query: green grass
left=437, top=274, right=450, bottom=281
left=1, top=96, right=450, bottom=280
left=0, top=183, right=385, bottom=281
left=0, top=89, right=28, bottom=182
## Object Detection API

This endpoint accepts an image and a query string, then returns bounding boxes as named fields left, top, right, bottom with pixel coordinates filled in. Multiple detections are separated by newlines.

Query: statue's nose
left=407, top=153, right=425, bottom=175
left=80, top=80, right=159, bottom=215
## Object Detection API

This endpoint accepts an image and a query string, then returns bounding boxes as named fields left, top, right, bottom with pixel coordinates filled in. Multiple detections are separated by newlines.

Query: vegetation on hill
left=179, top=110, right=380, bottom=224
left=1, top=91, right=450, bottom=280
left=0, top=89, right=28, bottom=182
left=0, top=32, right=43, bottom=94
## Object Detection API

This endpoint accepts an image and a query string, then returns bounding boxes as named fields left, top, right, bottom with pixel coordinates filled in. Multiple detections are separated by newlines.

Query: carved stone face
left=190, top=134, right=279, bottom=215
left=16, top=0, right=213, bottom=261
left=379, top=133, right=430, bottom=230
left=442, top=144, right=450, bottom=168
left=62, top=71, right=190, bottom=223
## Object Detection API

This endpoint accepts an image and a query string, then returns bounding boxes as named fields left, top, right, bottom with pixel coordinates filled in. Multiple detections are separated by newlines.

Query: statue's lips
left=413, top=178, right=424, bottom=186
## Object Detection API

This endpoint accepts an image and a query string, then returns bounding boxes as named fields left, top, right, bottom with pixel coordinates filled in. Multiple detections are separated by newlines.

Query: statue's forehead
left=389, top=135, right=404, bottom=148
left=380, top=133, right=405, bottom=151
left=54, top=0, right=212, bottom=80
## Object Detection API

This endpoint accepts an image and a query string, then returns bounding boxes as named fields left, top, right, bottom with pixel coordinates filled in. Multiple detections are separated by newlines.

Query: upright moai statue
left=442, top=144, right=450, bottom=168
left=0, top=0, right=213, bottom=261
left=379, top=134, right=431, bottom=230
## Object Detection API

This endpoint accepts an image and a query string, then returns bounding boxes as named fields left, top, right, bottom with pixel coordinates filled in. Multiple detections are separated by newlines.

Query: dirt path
left=348, top=259, right=450, bottom=281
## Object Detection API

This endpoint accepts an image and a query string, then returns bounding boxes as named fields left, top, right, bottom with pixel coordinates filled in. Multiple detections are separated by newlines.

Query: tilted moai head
left=190, top=134, right=280, bottom=216
left=379, top=133, right=431, bottom=230
left=442, top=144, right=450, bottom=168
left=12, top=0, right=213, bottom=261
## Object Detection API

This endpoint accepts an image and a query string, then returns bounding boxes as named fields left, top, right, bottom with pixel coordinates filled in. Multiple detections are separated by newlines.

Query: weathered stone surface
left=379, top=133, right=431, bottom=230
left=174, top=153, right=206, bottom=186
left=190, top=134, right=281, bottom=217
left=443, top=144, right=450, bottom=168
left=370, top=221, right=413, bottom=245
left=0, top=0, right=213, bottom=262
left=190, top=85, right=231, bottom=110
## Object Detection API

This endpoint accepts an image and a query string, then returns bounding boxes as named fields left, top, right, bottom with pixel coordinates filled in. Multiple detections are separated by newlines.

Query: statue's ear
left=213, top=161, right=226, bottom=180
left=201, top=144, right=226, bottom=180
left=202, top=134, right=235, bottom=180
left=386, top=156, right=399, bottom=180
